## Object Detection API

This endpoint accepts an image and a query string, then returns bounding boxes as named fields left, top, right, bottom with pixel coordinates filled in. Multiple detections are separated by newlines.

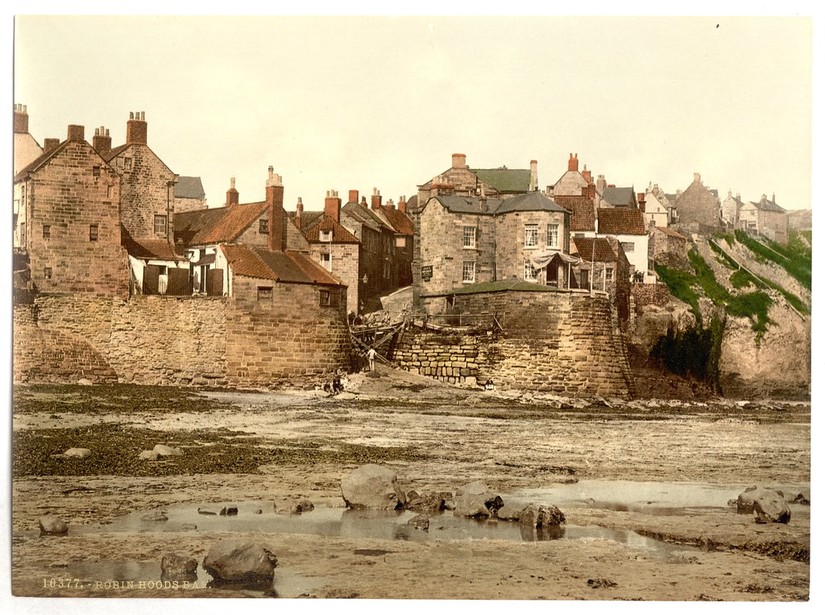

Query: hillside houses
left=739, top=194, right=788, bottom=244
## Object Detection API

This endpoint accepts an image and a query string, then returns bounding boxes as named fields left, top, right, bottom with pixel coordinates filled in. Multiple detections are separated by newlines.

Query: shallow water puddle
left=512, top=480, right=810, bottom=515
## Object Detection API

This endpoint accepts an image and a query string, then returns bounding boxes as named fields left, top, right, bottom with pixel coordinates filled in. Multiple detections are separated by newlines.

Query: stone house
left=649, top=226, right=690, bottom=262
left=414, top=191, right=572, bottom=314
left=13, top=104, right=44, bottom=251
left=640, top=189, right=669, bottom=229
left=738, top=194, right=789, bottom=244
left=720, top=190, right=745, bottom=229
left=417, top=153, right=538, bottom=202
left=673, top=173, right=721, bottom=233
left=173, top=176, right=207, bottom=213
left=13, top=123, right=129, bottom=297
left=174, top=170, right=310, bottom=295
left=373, top=195, right=415, bottom=289
left=291, top=190, right=361, bottom=312
left=553, top=194, right=597, bottom=238
left=596, top=207, right=652, bottom=283
left=597, top=185, right=638, bottom=209
left=548, top=153, right=595, bottom=198
left=570, top=236, right=631, bottom=326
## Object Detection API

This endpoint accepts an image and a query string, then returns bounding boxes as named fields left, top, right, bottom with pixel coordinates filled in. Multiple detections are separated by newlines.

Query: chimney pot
left=694, top=172, right=701, bottom=183
left=371, top=188, right=382, bottom=210
left=348, top=189, right=359, bottom=204
left=324, top=189, right=342, bottom=223
left=67, top=124, right=85, bottom=141
left=13, top=103, right=30, bottom=134
left=568, top=153, right=579, bottom=172
left=126, top=112, right=147, bottom=145
left=92, top=125, right=112, bottom=154
left=226, top=177, right=239, bottom=207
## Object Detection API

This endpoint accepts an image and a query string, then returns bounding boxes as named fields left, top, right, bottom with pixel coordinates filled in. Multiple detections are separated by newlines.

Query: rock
left=791, top=493, right=810, bottom=505
left=202, top=539, right=277, bottom=584
left=39, top=516, right=68, bottom=536
left=587, top=578, right=617, bottom=589
left=141, top=511, right=169, bottom=522
left=406, top=490, right=450, bottom=512
left=153, top=444, right=183, bottom=457
left=495, top=502, right=524, bottom=521
left=179, top=523, right=198, bottom=531
left=735, top=486, right=791, bottom=523
left=77, top=378, right=93, bottom=386
left=407, top=514, right=429, bottom=531
left=62, top=448, right=91, bottom=459
left=453, top=481, right=503, bottom=519
left=273, top=498, right=315, bottom=514
left=138, top=450, right=159, bottom=461
left=291, top=499, right=314, bottom=514
left=161, top=553, right=198, bottom=581
left=497, top=503, right=566, bottom=527
left=198, top=507, right=219, bottom=515
left=219, top=506, right=238, bottom=516
left=340, top=464, right=407, bottom=510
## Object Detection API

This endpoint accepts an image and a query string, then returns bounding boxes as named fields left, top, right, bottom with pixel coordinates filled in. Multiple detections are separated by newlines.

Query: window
left=44, top=267, right=52, bottom=279
left=546, top=223, right=560, bottom=248
left=621, top=241, right=635, bottom=253
left=257, top=287, right=273, bottom=301
left=319, top=289, right=338, bottom=307
left=92, top=165, right=101, bottom=178
left=89, top=224, right=99, bottom=241
left=320, top=230, right=332, bottom=242
left=154, top=215, right=167, bottom=235
left=42, top=224, right=51, bottom=240
left=320, top=252, right=332, bottom=271
left=463, top=226, right=476, bottom=249
left=123, top=157, right=132, bottom=171
left=395, top=236, right=406, bottom=248
left=524, top=259, right=538, bottom=281
left=462, top=261, right=475, bottom=283
left=20, top=222, right=26, bottom=246
left=579, top=269, right=590, bottom=288
left=605, top=267, right=614, bottom=284
left=259, top=219, right=269, bottom=234
left=524, top=224, right=539, bottom=248
left=107, top=185, right=114, bottom=200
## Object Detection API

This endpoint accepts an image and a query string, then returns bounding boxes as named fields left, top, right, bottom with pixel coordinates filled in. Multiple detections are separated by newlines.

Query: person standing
left=367, top=348, right=377, bottom=372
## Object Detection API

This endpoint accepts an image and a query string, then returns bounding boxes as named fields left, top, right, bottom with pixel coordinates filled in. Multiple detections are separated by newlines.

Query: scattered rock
left=341, top=464, right=407, bottom=510
left=522, top=504, right=566, bottom=527
left=407, top=514, right=430, bottom=531
left=406, top=490, right=450, bottom=512
left=219, top=506, right=238, bottom=516
left=153, top=444, right=183, bottom=457
left=161, top=553, right=198, bottom=581
left=453, top=481, right=503, bottom=519
left=202, top=539, right=277, bottom=584
left=38, top=516, right=68, bottom=536
left=291, top=499, right=315, bottom=514
left=587, top=578, right=617, bottom=589
left=141, top=510, right=169, bottom=522
left=273, top=498, right=315, bottom=514
left=791, top=493, right=810, bottom=505
left=139, top=450, right=160, bottom=461
left=77, top=378, right=93, bottom=386
left=62, top=448, right=92, bottom=459
left=179, top=523, right=198, bottom=531
left=198, top=507, right=219, bottom=516
left=254, top=508, right=263, bottom=515
left=735, top=486, right=791, bottom=523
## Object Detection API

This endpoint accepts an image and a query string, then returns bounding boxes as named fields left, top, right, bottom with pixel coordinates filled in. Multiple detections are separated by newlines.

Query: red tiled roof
left=597, top=207, right=646, bottom=235
left=379, top=205, right=415, bottom=235
left=122, top=227, right=187, bottom=261
left=571, top=237, right=619, bottom=263
left=220, top=244, right=343, bottom=286
left=301, top=214, right=360, bottom=244
left=174, top=202, right=269, bottom=247
left=553, top=195, right=596, bottom=232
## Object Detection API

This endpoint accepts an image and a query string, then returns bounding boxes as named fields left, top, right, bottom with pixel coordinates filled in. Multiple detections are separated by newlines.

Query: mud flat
left=10, top=367, right=811, bottom=601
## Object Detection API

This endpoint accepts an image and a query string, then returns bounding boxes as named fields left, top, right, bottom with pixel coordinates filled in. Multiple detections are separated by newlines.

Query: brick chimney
left=266, top=167, right=285, bottom=251
left=67, top=125, right=85, bottom=141
left=13, top=104, right=28, bottom=134
left=295, top=197, right=303, bottom=226
left=568, top=153, right=579, bottom=172
left=126, top=111, right=147, bottom=145
left=529, top=160, right=538, bottom=191
left=638, top=193, right=646, bottom=213
left=93, top=126, right=112, bottom=154
left=581, top=166, right=592, bottom=184
left=398, top=195, right=407, bottom=214
left=452, top=153, right=467, bottom=169
left=596, top=174, right=607, bottom=194
left=325, top=190, right=341, bottom=223
left=348, top=189, right=359, bottom=205
left=226, top=177, right=239, bottom=207
left=44, top=138, right=60, bottom=153
left=694, top=172, right=702, bottom=184
left=371, top=188, right=382, bottom=210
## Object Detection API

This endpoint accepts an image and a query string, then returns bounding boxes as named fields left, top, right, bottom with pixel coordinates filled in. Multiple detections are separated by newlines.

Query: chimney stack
left=325, top=190, right=342, bottom=223
left=529, top=160, right=538, bottom=191
left=568, top=153, right=579, bottom=172
left=93, top=126, right=112, bottom=154
left=398, top=195, right=407, bottom=214
left=348, top=189, right=359, bottom=204
left=43, top=138, right=60, bottom=153
left=67, top=125, right=85, bottom=141
left=371, top=187, right=382, bottom=210
left=638, top=193, right=646, bottom=213
left=452, top=153, right=467, bottom=169
left=265, top=168, right=285, bottom=251
left=596, top=174, right=607, bottom=194
left=126, top=111, right=148, bottom=145
left=295, top=197, right=303, bottom=225
left=226, top=177, right=239, bottom=207
left=13, top=104, right=28, bottom=134
left=693, top=172, right=701, bottom=184
left=581, top=165, right=592, bottom=184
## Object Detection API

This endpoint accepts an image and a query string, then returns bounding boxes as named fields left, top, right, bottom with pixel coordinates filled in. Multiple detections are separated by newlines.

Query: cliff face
left=630, top=231, right=811, bottom=400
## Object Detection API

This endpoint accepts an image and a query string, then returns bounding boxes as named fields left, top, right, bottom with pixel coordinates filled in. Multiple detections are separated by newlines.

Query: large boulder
left=341, top=464, right=406, bottom=510
left=39, top=516, right=68, bottom=536
left=453, top=481, right=503, bottom=519
left=496, top=502, right=565, bottom=527
left=202, top=539, right=278, bottom=584
left=153, top=444, right=183, bottom=457
left=161, top=553, right=198, bottom=582
left=62, top=448, right=92, bottom=459
left=735, top=486, right=791, bottom=524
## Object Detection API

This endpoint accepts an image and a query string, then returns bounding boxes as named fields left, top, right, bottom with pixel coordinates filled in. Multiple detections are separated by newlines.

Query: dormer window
left=320, top=230, right=332, bottom=242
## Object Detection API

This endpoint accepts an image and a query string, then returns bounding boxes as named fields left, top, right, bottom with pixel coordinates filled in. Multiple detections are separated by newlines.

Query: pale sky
left=11, top=10, right=815, bottom=213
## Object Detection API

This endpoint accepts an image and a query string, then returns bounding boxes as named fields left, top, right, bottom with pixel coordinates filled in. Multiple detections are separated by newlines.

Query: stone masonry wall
left=112, top=143, right=176, bottom=241
left=397, top=289, right=633, bottom=397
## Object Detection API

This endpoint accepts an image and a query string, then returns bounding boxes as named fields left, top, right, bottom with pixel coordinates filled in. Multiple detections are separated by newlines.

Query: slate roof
left=494, top=191, right=569, bottom=214
left=342, top=201, right=395, bottom=233
left=597, top=207, right=647, bottom=235
left=571, top=237, right=621, bottom=263
left=427, top=195, right=502, bottom=215
left=300, top=214, right=360, bottom=244
left=173, top=202, right=269, bottom=247
left=174, top=176, right=206, bottom=199
left=553, top=195, right=596, bottom=232
left=748, top=198, right=786, bottom=213
left=471, top=167, right=531, bottom=193
left=600, top=186, right=636, bottom=207
left=121, top=227, right=187, bottom=261
left=219, top=244, right=343, bottom=286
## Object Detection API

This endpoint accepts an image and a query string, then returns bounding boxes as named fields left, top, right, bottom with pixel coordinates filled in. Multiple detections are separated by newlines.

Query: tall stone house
left=673, top=173, right=721, bottom=234
left=548, top=153, right=594, bottom=198
left=738, top=194, right=789, bottom=244
left=372, top=195, right=415, bottom=290
left=413, top=190, right=572, bottom=314
left=417, top=153, right=539, bottom=203
left=641, top=186, right=670, bottom=229
left=13, top=123, right=129, bottom=297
